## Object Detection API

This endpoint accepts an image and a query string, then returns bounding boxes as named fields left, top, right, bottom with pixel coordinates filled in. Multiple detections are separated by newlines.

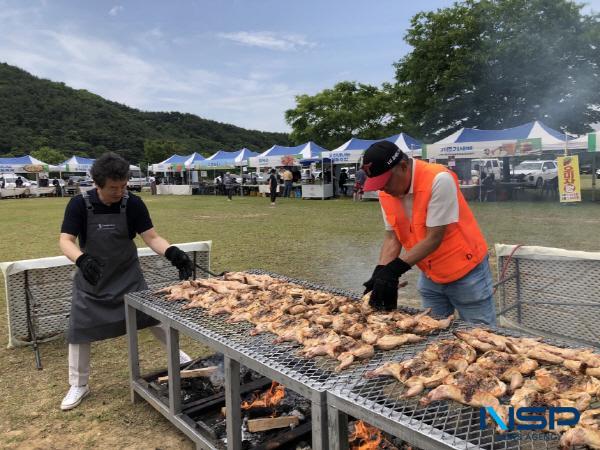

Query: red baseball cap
left=362, top=141, right=405, bottom=191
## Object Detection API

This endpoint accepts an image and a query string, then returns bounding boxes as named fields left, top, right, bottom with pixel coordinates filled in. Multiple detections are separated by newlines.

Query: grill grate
left=331, top=322, right=594, bottom=450
left=126, top=270, right=450, bottom=392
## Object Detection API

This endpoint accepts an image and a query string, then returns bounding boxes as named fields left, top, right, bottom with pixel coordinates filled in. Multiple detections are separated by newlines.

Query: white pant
left=68, top=324, right=168, bottom=387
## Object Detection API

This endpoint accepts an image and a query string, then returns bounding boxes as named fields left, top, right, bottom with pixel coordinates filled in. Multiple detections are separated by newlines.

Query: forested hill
left=0, top=63, right=290, bottom=162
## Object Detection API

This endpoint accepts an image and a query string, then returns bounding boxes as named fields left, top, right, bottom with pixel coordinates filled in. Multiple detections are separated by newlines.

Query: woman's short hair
left=90, top=152, right=130, bottom=188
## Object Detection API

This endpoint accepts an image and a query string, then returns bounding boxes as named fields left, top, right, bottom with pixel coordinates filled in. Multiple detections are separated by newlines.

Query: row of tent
left=0, top=155, right=141, bottom=174
left=151, top=121, right=595, bottom=173
left=1, top=121, right=595, bottom=175
left=150, top=133, right=422, bottom=172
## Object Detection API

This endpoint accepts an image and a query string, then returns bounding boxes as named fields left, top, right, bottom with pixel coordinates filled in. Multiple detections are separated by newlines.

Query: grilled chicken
left=475, top=350, right=538, bottom=391
left=534, top=366, right=600, bottom=399
left=422, top=339, right=477, bottom=371
left=375, top=333, right=424, bottom=350
left=365, top=357, right=451, bottom=397
left=411, top=314, right=454, bottom=334
left=560, top=409, right=600, bottom=449
left=511, top=380, right=591, bottom=415
left=420, top=365, right=507, bottom=409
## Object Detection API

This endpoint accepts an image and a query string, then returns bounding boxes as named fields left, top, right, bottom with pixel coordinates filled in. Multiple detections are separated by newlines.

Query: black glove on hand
left=375, top=258, right=411, bottom=282
left=369, top=279, right=399, bottom=311
left=76, top=253, right=104, bottom=286
left=165, top=246, right=193, bottom=280
left=368, top=258, right=411, bottom=311
left=363, top=265, right=384, bottom=294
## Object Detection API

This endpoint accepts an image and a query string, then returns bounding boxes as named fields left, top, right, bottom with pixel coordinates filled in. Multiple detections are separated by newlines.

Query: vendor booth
left=249, top=141, right=326, bottom=171
left=422, top=121, right=590, bottom=201
left=322, top=133, right=422, bottom=199
left=299, top=157, right=334, bottom=199
left=0, top=155, right=60, bottom=196
left=199, top=148, right=259, bottom=195
left=150, top=154, right=189, bottom=192
left=422, top=121, right=580, bottom=160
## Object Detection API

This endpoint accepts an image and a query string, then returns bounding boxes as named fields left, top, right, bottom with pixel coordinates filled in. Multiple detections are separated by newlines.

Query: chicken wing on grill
left=534, top=366, right=600, bottom=399
left=560, top=409, right=600, bottom=449
left=421, top=339, right=477, bottom=371
left=475, top=350, right=538, bottom=391
left=411, top=314, right=454, bottom=334
left=333, top=335, right=375, bottom=371
left=365, top=357, right=451, bottom=397
left=420, top=365, right=507, bottom=408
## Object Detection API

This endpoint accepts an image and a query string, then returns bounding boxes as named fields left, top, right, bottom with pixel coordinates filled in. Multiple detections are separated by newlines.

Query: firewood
left=247, top=416, right=299, bottom=433
left=157, top=366, right=218, bottom=383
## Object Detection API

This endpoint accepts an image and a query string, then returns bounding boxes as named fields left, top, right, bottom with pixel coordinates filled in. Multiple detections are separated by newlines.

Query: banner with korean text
left=557, top=155, right=581, bottom=203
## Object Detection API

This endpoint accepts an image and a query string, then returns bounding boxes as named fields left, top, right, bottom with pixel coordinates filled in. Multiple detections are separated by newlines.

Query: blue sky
left=1, top=0, right=599, bottom=132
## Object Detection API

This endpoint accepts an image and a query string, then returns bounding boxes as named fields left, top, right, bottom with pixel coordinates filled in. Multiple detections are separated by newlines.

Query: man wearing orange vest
left=361, top=141, right=496, bottom=326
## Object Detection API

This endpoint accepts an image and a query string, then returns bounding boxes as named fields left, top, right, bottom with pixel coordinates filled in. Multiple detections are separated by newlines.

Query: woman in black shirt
left=268, top=168, right=278, bottom=207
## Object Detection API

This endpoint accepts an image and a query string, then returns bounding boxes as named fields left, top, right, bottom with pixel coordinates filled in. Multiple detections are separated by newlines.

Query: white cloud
left=0, top=10, right=293, bottom=131
left=108, top=5, right=123, bottom=16
left=218, top=31, right=316, bottom=51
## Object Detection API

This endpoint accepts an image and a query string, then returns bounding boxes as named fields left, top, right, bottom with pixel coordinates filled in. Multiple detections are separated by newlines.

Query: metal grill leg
left=225, top=357, right=241, bottom=450
left=327, top=404, right=348, bottom=450
left=125, top=304, right=141, bottom=403
left=166, top=326, right=182, bottom=415
left=311, top=399, right=329, bottom=450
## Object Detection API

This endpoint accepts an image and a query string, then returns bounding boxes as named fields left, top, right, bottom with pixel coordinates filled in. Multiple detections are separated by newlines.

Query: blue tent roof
left=161, top=154, right=189, bottom=164
left=452, top=121, right=573, bottom=142
left=0, top=155, right=45, bottom=165
left=60, top=156, right=95, bottom=166
left=260, top=143, right=307, bottom=157
left=185, top=152, right=205, bottom=163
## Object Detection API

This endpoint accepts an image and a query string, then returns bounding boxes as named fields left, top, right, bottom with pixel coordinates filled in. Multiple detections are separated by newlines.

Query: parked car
left=127, top=177, right=149, bottom=192
left=580, top=163, right=593, bottom=174
left=67, top=176, right=93, bottom=187
left=1, top=173, right=33, bottom=188
left=471, top=159, right=502, bottom=179
left=512, top=160, right=558, bottom=187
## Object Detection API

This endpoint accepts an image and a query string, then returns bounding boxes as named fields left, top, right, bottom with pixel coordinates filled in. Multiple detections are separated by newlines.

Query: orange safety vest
left=379, top=159, right=488, bottom=283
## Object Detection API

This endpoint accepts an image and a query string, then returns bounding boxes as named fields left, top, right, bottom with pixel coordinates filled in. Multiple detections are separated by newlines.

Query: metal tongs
left=195, top=263, right=227, bottom=278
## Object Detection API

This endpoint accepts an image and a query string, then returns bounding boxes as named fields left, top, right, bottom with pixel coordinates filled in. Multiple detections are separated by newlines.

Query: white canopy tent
left=322, top=133, right=422, bottom=164
left=423, top=121, right=581, bottom=159
left=248, top=142, right=326, bottom=169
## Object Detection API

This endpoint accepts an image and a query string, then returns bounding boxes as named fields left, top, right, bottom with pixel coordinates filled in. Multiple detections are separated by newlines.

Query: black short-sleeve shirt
left=61, top=189, right=153, bottom=248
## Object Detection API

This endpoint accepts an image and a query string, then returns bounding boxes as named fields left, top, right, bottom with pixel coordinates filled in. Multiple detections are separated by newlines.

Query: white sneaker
left=61, top=385, right=90, bottom=411
left=179, top=350, right=192, bottom=364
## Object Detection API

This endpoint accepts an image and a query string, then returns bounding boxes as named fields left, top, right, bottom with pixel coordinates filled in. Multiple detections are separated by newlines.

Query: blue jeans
left=417, top=257, right=496, bottom=326
left=283, top=180, right=293, bottom=198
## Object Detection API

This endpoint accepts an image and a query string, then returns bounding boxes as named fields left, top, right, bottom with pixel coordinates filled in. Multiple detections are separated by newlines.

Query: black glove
left=76, top=253, right=104, bottom=286
left=363, top=265, right=384, bottom=294
left=368, top=258, right=411, bottom=311
left=369, top=279, right=399, bottom=311
left=165, top=246, right=193, bottom=280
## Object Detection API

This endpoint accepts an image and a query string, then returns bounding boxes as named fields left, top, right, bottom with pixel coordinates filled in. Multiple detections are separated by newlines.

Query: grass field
left=1, top=193, right=598, bottom=448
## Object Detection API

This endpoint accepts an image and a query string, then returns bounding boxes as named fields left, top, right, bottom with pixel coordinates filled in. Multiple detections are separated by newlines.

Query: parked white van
left=0, top=173, right=34, bottom=188
left=471, top=159, right=502, bottom=179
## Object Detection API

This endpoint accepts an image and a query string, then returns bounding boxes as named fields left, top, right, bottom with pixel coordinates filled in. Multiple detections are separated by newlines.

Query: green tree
left=395, top=0, right=600, bottom=139
left=31, top=147, right=66, bottom=165
left=143, top=139, right=187, bottom=164
left=285, top=81, right=397, bottom=149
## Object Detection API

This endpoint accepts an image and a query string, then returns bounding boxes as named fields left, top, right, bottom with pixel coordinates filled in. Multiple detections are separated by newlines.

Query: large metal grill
left=329, top=322, right=594, bottom=450
left=125, top=269, right=453, bottom=393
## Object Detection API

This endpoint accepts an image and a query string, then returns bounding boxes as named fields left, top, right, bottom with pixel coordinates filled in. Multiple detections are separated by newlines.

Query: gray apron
left=67, top=191, right=158, bottom=343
